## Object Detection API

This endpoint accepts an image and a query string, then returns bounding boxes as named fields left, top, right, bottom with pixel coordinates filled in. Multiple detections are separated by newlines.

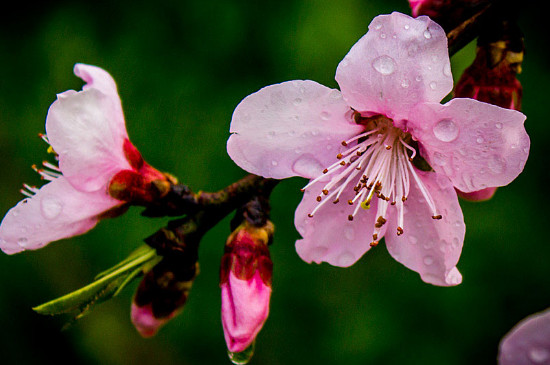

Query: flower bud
left=220, top=221, right=274, bottom=353
left=108, top=139, right=176, bottom=205
left=131, top=256, right=198, bottom=337
left=409, top=0, right=490, bottom=31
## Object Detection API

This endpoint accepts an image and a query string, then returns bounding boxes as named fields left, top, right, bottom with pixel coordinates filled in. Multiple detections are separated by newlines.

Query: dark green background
left=1, top=1, right=547, bottom=364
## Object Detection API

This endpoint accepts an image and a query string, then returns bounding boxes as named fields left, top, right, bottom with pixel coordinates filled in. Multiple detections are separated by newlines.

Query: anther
left=373, top=234, right=378, bottom=241
left=385, top=145, right=392, bottom=150
left=347, top=200, right=353, bottom=205
left=402, top=196, right=407, bottom=202
left=397, top=227, right=404, bottom=236
left=323, top=168, right=328, bottom=174
left=348, top=215, right=354, bottom=221
left=432, top=215, right=442, bottom=220
left=370, top=241, right=379, bottom=247
left=341, top=141, right=348, bottom=146
left=316, top=196, right=322, bottom=202
left=308, top=213, right=313, bottom=218
left=391, top=201, right=396, bottom=205
left=337, top=153, right=343, bottom=159
left=322, top=189, right=329, bottom=195
left=374, top=216, right=387, bottom=228
left=333, top=198, right=340, bottom=204
left=340, top=161, right=346, bottom=166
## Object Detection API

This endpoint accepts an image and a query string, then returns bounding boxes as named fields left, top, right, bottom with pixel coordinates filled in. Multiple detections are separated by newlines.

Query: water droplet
left=271, top=160, right=278, bottom=166
left=443, top=64, right=452, bottom=76
left=329, top=90, right=342, bottom=100
left=320, top=111, right=331, bottom=120
left=433, top=119, right=459, bottom=142
left=288, top=130, right=296, bottom=137
left=404, top=24, right=410, bottom=30
left=528, top=347, right=550, bottom=363
left=523, top=147, right=529, bottom=154
left=429, top=81, right=437, bottom=90
left=294, top=148, right=302, bottom=154
left=401, top=79, right=410, bottom=88
left=309, top=246, right=328, bottom=262
left=338, top=251, right=355, bottom=267
left=17, top=237, right=29, bottom=248
left=446, top=268, right=462, bottom=285
left=311, top=130, right=319, bottom=136
left=340, top=59, right=349, bottom=68
left=374, top=23, right=382, bottom=30
left=344, top=227, right=355, bottom=240
left=495, top=122, right=502, bottom=129
left=409, top=235, right=418, bottom=244
left=293, top=97, right=302, bottom=105
left=40, top=195, right=63, bottom=220
left=415, top=75, right=422, bottom=82
left=476, top=136, right=484, bottom=144
left=488, top=155, right=506, bottom=174
left=380, top=33, right=386, bottom=39
left=458, top=148, right=467, bottom=156
left=326, top=145, right=332, bottom=150
left=267, top=131, right=276, bottom=139
left=372, top=55, right=396, bottom=75
left=452, top=237, right=459, bottom=249
left=292, top=155, right=324, bottom=178
left=432, top=152, right=447, bottom=166
left=12, top=210, right=19, bottom=217
left=423, top=256, right=434, bottom=265
left=392, top=34, right=397, bottom=39
left=299, top=86, right=306, bottom=94
left=423, top=29, right=432, bottom=39
left=228, top=341, right=255, bottom=365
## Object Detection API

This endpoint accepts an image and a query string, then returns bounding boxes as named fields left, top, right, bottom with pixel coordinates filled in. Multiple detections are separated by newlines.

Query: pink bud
left=456, top=187, right=497, bottom=202
left=220, top=223, right=273, bottom=353
left=131, top=302, right=176, bottom=338
left=221, top=272, right=271, bottom=353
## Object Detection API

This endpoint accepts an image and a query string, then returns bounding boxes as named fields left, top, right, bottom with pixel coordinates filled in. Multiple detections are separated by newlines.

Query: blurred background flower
left=0, top=1, right=548, bottom=364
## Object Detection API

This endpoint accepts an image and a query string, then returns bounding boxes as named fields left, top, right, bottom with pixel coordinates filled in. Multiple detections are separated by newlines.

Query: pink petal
left=384, top=170, right=465, bottom=286
left=409, top=98, right=529, bottom=192
left=294, top=180, right=384, bottom=267
left=0, top=177, right=121, bottom=254
left=221, top=271, right=271, bottom=353
left=499, top=308, right=550, bottom=365
left=227, top=80, right=363, bottom=179
left=46, top=66, right=131, bottom=192
left=336, top=12, right=452, bottom=121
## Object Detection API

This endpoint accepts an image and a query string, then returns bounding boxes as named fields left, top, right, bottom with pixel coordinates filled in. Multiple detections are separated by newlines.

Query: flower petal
left=221, top=272, right=271, bottom=353
left=227, top=80, right=363, bottom=179
left=409, top=98, right=529, bottom=192
left=46, top=87, right=131, bottom=192
left=336, top=12, right=452, bottom=121
left=74, top=63, right=121, bottom=106
left=0, top=177, right=121, bottom=254
left=295, top=180, right=384, bottom=267
left=498, top=308, right=550, bottom=365
left=385, top=170, right=465, bottom=286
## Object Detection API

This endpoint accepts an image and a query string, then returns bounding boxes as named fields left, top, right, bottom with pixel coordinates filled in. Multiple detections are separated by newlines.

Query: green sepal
left=33, top=245, right=160, bottom=324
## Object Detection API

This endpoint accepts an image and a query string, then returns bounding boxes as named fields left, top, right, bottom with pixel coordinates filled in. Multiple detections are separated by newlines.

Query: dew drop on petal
left=423, top=255, right=434, bottom=266
left=488, top=155, right=506, bottom=174
left=320, top=111, right=331, bottom=120
left=293, top=97, right=302, bottom=106
left=271, top=160, right=278, bottom=166
left=372, top=55, right=396, bottom=76
left=409, top=235, right=418, bottom=244
left=41, top=195, right=63, bottom=220
left=528, top=348, right=550, bottom=363
left=380, top=33, right=386, bottom=39
left=17, top=237, right=29, bottom=248
left=309, top=246, right=328, bottom=262
left=401, top=79, right=410, bottom=88
left=337, top=251, right=355, bottom=267
left=433, top=119, right=459, bottom=142
left=374, top=23, right=382, bottom=30
left=404, top=24, right=410, bottom=30
left=443, top=64, right=452, bottom=76
left=432, top=152, right=447, bottom=166
left=344, top=226, right=355, bottom=241
left=429, top=81, right=437, bottom=90
left=267, top=131, right=276, bottom=139
left=476, top=136, right=484, bottom=144
left=495, top=122, right=503, bottom=129
left=423, top=29, right=432, bottom=39
left=292, top=155, right=324, bottom=178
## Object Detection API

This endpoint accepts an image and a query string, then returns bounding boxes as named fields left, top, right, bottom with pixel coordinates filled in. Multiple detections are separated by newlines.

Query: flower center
left=302, top=113, right=441, bottom=246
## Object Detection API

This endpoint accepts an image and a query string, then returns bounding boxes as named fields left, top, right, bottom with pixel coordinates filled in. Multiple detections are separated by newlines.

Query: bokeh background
left=1, top=1, right=548, bottom=364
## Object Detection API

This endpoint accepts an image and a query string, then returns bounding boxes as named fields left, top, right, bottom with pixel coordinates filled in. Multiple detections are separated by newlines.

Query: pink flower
left=0, top=64, right=168, bottom=255
left=227, top=12, right=529, bottom=285
left=220, top=224, right=273, bottom=353
left=498, top=308, right=550, bottom=364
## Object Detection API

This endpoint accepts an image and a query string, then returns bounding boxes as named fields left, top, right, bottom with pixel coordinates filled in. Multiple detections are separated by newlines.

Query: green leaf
left=33, top=245, right=160, bottom=320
